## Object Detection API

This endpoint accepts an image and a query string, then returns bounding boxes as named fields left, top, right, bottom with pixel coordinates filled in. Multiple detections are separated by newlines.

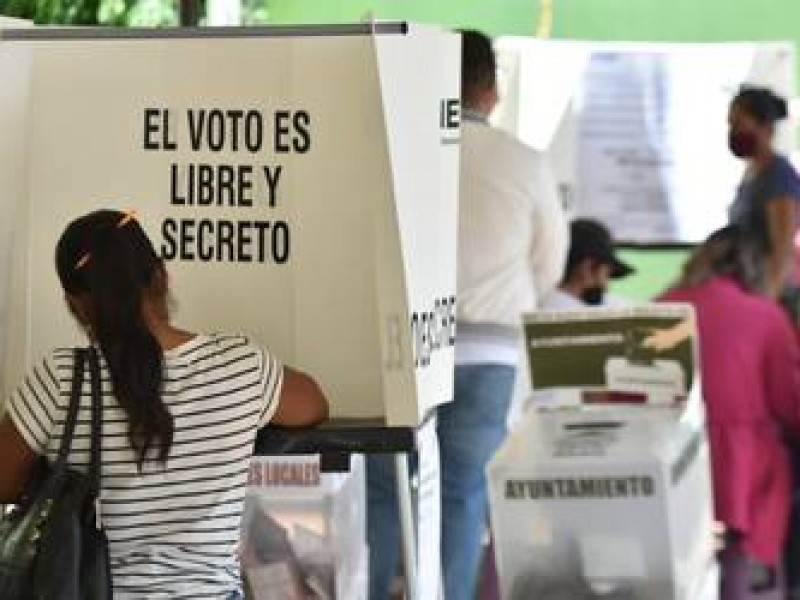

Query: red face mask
left=728, top=130, right=759, bottom=159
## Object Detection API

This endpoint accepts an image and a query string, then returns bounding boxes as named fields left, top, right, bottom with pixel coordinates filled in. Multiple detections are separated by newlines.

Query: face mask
left=581, top=286, right=605, bottom=306
left=728, top=130, right=759, bottom=159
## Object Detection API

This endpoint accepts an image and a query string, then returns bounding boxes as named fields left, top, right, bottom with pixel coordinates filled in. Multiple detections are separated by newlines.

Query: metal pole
left=180, top=0, right=202, bottom=26
left=395, top=453, right=419, bottom=600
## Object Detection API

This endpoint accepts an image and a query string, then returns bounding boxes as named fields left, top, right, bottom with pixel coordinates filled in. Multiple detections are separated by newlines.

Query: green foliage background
left=0, top=0, right=180, bottom=25
left=0, top=1, right=270, bottom=26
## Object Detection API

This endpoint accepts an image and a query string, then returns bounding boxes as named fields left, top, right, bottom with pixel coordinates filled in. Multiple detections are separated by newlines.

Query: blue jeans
left=367, top=453, right=405, bottom=600
left=366, top=364, right=515, bottom=600
left=439, top=364, right=516, bottom=600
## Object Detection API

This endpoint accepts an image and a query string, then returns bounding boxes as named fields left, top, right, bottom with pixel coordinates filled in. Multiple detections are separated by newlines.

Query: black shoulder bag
left=0, top=347, right=112, bottom=599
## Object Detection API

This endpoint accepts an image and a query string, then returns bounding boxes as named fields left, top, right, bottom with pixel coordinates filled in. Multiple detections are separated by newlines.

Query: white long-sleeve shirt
left=457, top=117, right=568, bottom=365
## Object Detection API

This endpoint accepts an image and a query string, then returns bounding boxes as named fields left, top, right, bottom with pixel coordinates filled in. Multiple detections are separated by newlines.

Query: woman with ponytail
left=0, top=209, right=328, bottom=598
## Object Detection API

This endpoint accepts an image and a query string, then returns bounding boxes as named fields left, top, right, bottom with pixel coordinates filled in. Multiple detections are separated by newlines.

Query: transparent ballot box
left=240, top=455, right=367, bottom=600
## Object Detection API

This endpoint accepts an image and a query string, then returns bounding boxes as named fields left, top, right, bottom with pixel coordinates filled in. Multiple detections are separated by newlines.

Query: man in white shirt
left=439, top=30, right=569, bottom=600
left=543, top=218, right=634, bottom=310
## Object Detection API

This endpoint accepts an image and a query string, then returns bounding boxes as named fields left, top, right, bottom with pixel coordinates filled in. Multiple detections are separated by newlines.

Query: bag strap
left=87, top=347, right=104, bottom=498
left=54, top=348, right=87, bottom=472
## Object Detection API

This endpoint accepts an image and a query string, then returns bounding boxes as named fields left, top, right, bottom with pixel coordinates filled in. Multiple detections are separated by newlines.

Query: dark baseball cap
left=567, top=219, right=634, bottom=279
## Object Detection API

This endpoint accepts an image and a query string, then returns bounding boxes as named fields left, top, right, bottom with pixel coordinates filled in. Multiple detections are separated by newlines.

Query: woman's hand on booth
left=642, top=320, right=693, bottom=352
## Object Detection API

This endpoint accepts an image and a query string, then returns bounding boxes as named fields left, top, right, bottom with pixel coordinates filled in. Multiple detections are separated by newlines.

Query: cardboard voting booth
left=488, top=305, right=717, bottom=600
left=241, top=455, right=367, bottom=600
left=0, top=24, right=460, bottom=426
left=0, top=18, right=32, bottom=405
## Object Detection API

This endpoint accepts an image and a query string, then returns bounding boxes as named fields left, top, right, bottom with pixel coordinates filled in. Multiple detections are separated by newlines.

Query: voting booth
left=0, top=24, right=457, bottom=600
left=0, top=23, right=461, bottom=427
left=0, top=19, right=32, bottom=400
left=488, top=306, right=718, bottom=600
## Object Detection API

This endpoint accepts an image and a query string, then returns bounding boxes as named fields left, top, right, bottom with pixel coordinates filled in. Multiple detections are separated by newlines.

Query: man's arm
left=529, top=158, right=569, bottom=302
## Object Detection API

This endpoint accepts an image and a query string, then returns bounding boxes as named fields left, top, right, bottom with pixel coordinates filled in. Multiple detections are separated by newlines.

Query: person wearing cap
left=542, top=218, right=634, bottom=310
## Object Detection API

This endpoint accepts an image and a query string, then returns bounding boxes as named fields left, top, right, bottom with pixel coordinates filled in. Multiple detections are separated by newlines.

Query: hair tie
left=116, top=210, right=137, bottom=229
left=74, top=209, right=138, bottom=270
left=75, top=253, right=91, bottom=270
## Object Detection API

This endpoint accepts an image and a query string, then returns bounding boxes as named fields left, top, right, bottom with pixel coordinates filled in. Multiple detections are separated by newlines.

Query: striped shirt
left=8, top=333, right=283, bottom=599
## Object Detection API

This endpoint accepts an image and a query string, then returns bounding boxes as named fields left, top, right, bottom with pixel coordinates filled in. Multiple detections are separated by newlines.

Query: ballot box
left=240, top=454, right=367, bottom=600
left=488, top=404, right=716, bottom=600
left=488, top=305, right=717, bottom=599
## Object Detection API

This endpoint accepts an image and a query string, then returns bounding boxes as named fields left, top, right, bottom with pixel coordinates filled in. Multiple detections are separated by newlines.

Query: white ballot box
left=694, top=563, right=720, bottom=600
left=488, top=404, right=716, bottom=600
left=241, top=455, right=367, bottom=600
left=0, top=24, right=460, bottom=426
left=489, top=305, right=717, bottom=599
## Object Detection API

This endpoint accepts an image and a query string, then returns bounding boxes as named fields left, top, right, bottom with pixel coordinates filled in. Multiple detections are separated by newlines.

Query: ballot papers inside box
left=488, top=405, right=716, bottom=600
left=240, top=455, right=367, bottom=600
left=523, top=304, right=698, bottom=408
left=0, top=24, right=460, bottom=425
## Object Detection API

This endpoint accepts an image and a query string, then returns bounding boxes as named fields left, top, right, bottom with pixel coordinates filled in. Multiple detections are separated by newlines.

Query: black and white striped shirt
left=8, top=333, right=283, bottom=599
